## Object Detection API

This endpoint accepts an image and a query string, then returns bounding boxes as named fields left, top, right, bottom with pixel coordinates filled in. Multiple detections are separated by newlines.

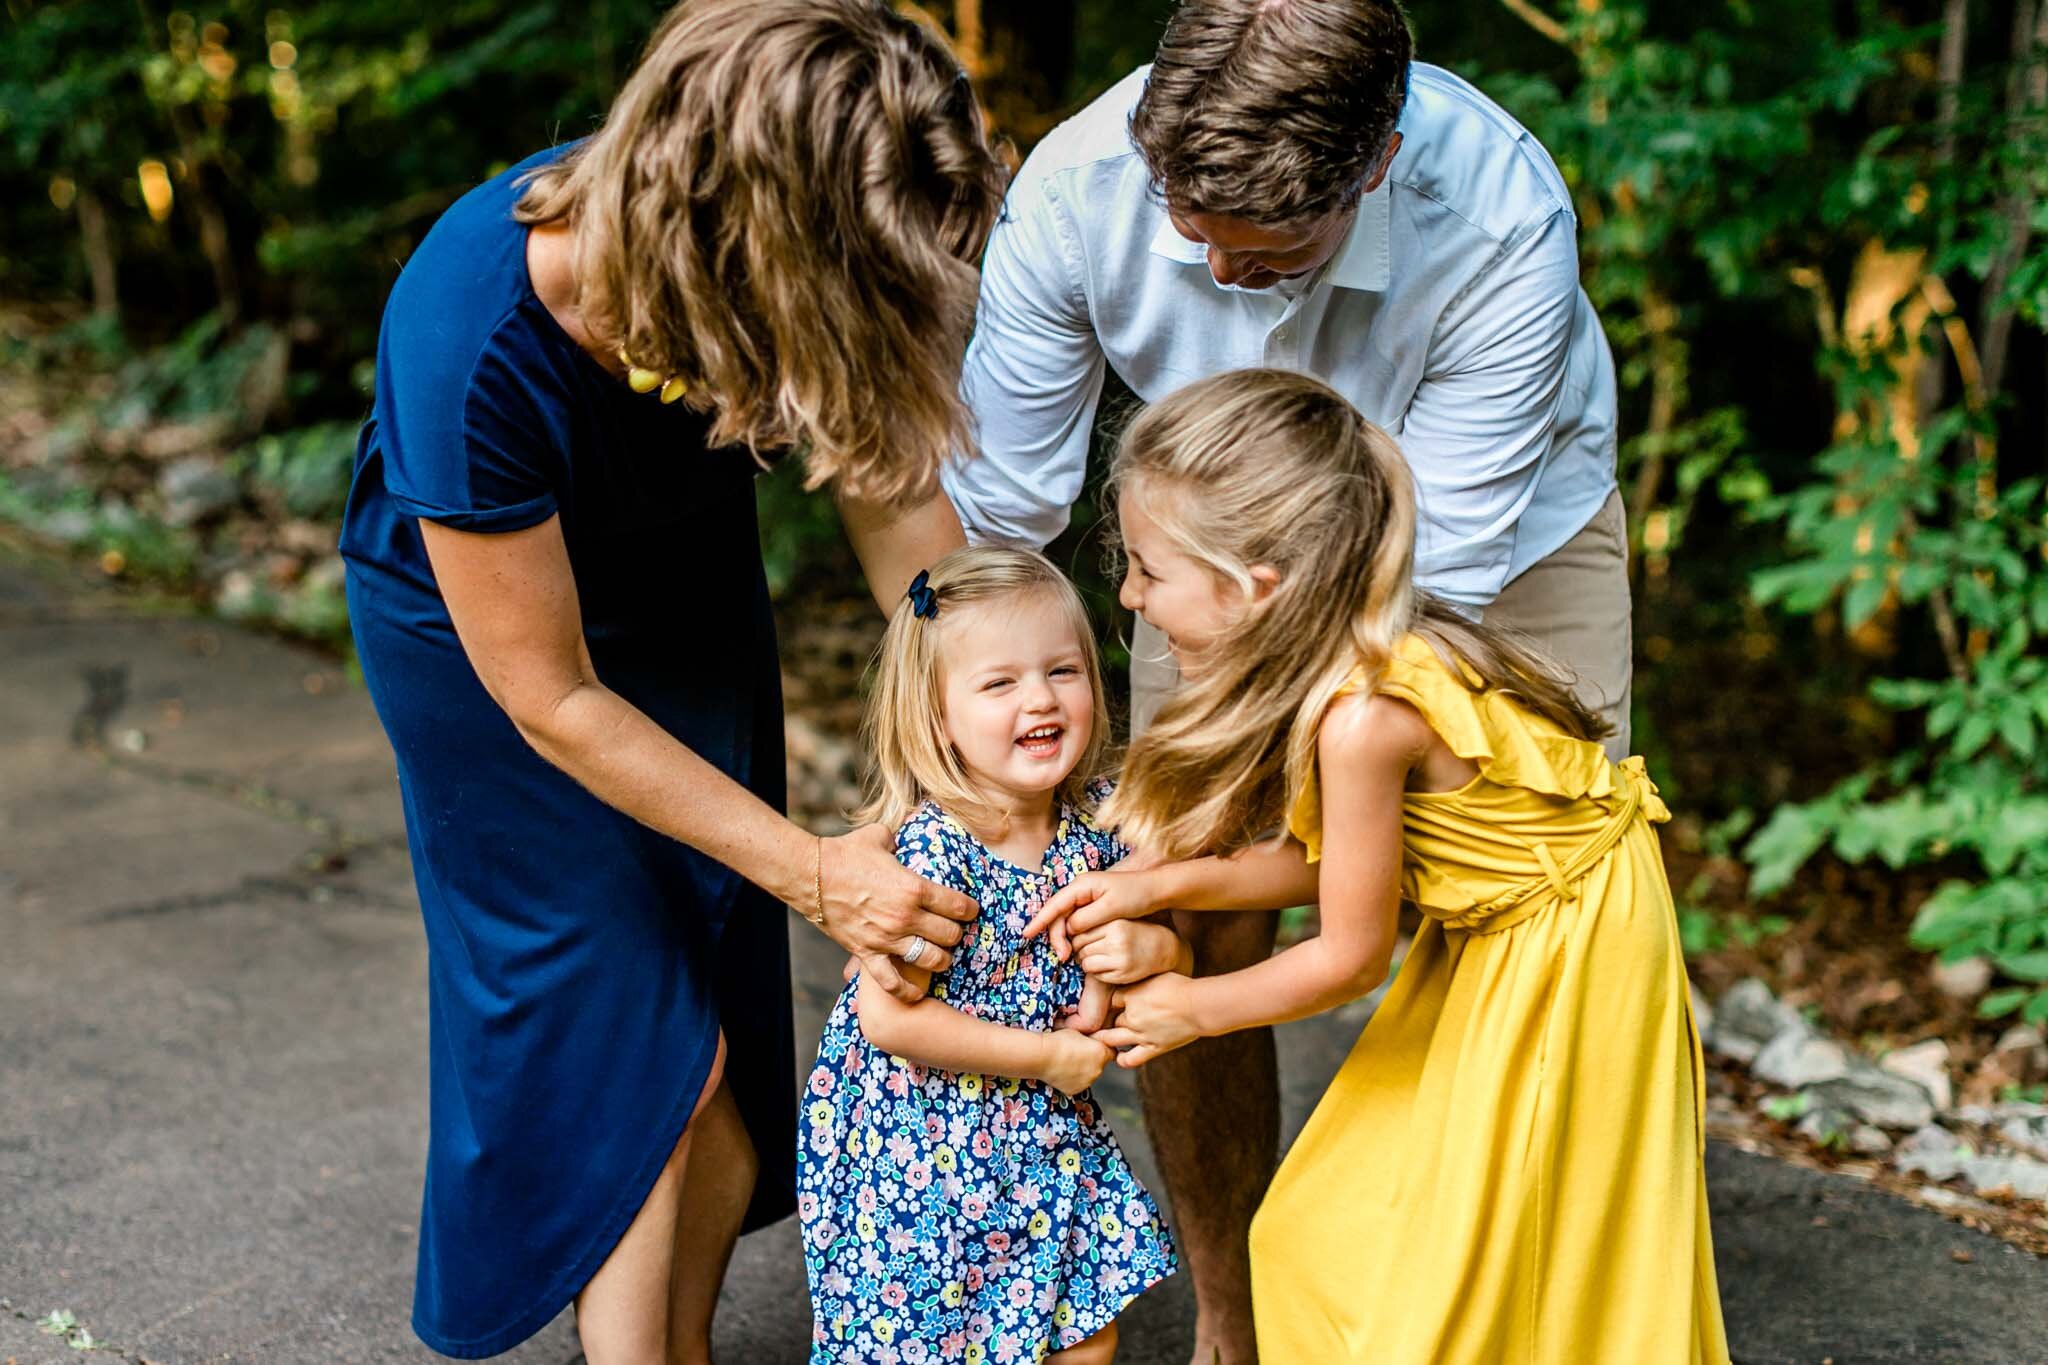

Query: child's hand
left=1072, top=918, right=1188, bottom=985
left=1023, top=868, right=1165, bottom=950
left=1037, top=1028, right=1114, bottom=1096
left=1061, top=975, right=1115, bottom=1034
left=1094, top=973, right=1203, bottom=1068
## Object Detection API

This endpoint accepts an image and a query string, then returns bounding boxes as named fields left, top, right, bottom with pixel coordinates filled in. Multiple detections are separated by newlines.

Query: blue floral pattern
left=799, top=782, right=1177, bottom=1363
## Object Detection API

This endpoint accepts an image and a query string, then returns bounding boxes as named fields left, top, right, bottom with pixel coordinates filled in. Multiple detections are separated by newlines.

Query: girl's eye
left=1051, top=666, right=1080, bottom=678
left=981, top=678, right=1013, bottom=692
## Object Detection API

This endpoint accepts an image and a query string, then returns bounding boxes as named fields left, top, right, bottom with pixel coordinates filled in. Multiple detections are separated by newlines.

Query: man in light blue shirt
left=942, top=3, right=1629, bottom=1359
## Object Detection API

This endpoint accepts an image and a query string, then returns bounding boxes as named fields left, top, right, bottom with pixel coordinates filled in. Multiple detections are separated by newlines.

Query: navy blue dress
left=338, top=145, right=795, bottom=1359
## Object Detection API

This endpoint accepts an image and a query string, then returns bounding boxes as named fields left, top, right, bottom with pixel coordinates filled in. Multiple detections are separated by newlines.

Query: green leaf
left=1980, top=988, right=2032, bottom=1018
left=1994, top=951, right=2048, bottom=983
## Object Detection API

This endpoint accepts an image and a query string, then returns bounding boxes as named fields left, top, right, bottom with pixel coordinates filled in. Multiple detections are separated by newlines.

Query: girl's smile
left=938, top=592, right=1095, bottom=814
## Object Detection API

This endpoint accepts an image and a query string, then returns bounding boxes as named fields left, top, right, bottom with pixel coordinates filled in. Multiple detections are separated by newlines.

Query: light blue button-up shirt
left=945, top=63, right=1618, bottom=609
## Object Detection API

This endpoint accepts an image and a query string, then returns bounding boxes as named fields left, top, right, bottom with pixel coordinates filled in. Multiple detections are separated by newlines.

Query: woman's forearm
left=516, top=677, right=811, bottom=903
left=1154, top=838, right=1321, bottom=913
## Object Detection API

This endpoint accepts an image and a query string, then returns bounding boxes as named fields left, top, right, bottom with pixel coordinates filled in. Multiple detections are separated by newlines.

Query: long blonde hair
left=1103, top=369, right=1607, bottom=860
left=856, top=547, right=1113, bottom=832
left=515, top=0, right=1006, bottom=504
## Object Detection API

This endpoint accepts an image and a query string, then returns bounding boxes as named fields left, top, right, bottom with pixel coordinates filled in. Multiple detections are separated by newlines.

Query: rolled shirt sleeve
left=943, top=166, right=1106, bottom=550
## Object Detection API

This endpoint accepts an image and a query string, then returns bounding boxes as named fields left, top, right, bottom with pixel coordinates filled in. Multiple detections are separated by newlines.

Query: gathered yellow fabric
left=1254, top=633, right=1730, bottom=1364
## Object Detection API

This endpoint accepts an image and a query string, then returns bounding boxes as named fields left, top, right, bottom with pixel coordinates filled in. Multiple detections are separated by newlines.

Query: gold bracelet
left=807, top=835, right=827, bottom=928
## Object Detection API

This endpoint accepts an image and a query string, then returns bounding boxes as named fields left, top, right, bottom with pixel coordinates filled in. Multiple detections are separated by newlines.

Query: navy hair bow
left=905, top=569, right=939, bottom=620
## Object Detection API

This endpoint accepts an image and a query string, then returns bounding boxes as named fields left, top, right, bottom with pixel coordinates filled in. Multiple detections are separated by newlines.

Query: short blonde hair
left=1103, top=369, right=1605, bottom=860
left=515, top=0, right=1006, bottom=505
left=856, top=546, right=1111, bottom=832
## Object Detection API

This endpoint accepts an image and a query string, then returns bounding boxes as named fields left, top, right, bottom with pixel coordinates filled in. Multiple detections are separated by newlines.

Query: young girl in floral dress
left=798, top=547, right=1179, bottom=1364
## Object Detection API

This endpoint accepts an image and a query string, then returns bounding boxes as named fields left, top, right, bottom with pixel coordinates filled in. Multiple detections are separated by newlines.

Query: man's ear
left=1361, top=132, right=1404, bottom=194
left=1250, top=564, right=1283, bottom=602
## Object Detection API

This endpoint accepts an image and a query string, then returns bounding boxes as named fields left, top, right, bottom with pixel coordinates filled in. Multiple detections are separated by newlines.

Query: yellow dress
left=1250, top=634, right=1729, bottom=1364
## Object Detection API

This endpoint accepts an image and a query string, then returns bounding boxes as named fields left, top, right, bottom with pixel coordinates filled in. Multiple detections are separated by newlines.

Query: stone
left=1849, top=1124, right=1893, bottom=1156
left=1931, top=955, right=1994, bottom=999
left=1961, top=1154, right=2048, bottom=1203
left=1809, top=1063, right=1936, bottom=1131
left=1894, top=1124, right=1974, bottom=1181
left=1708, top=977, right=1802, bottom=1064
left=2000, top=1116, right=2048, bottom=1161
left=213, top=568, right=267, bottom=622
left=1795, top=1104, right=1857, bottom=1148
left=159, top=455, right=241, bottom=528
left=1754, top=1031, right=1849, bottom=1090
left=1880, top=1038, right=1954, bottom=1114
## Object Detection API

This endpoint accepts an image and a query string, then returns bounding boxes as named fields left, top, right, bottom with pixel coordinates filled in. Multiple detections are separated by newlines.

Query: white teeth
left=1019, top=726, right=1060, bottom=742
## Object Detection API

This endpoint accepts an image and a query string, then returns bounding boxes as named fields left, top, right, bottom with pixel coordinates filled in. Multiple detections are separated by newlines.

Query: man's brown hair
left=1129, top=0, right=1413, bottom=225
left=516, top=0, right=1006, bottom=504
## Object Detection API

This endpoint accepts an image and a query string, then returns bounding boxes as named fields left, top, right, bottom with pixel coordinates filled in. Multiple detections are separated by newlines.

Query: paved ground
left=4, top=540, right=2047, bottom=1365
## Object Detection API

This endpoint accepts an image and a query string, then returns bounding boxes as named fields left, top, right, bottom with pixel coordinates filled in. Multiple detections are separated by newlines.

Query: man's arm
left=838, top=487, right=965, bottom=614
left=1400, top=211, right=1585, bottom=612
left=944, top=163, right=1106, bottom=549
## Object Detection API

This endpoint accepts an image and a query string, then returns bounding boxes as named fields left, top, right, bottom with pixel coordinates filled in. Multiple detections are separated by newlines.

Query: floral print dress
left=798, top=785, right=1177, bottom=1363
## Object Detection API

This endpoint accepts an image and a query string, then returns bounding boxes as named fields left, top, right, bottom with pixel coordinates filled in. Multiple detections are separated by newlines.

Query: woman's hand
left=1036, top=1028, right=1114, bottom=1097
left=1022, top=867, right=1165, bottom=953
left=816, top=824, right=978, bottom=1003
left=1093, top=973, right=1205, bottom=1068
left=1071, top=918, right=1188, bottom=985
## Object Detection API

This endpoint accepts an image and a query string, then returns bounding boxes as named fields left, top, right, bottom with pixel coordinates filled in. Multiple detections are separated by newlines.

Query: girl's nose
left=1118, top=573, right=1142, bottom=612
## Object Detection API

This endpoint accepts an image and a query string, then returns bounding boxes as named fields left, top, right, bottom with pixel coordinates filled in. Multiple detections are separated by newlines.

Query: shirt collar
left=1145, top=176, right=1393, bottom=294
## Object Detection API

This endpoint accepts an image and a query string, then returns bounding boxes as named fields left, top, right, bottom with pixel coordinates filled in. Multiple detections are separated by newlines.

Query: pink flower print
left=1005, top=1280, right=1032, bottom=1310
left=1098, top=1263, right=1129, bottom=1296
left=857, top=1186, right=878, bottom=1214
left=810, top=1220, right=839, bottom=1250
left=858, top=1245, right=885, bottom=1279
left=1035, top=1281, right=1059, bottom=1313
left=909, top=1063, right=931, bottom=1086
left=876, top=1347, right=902, bottom=1365
left=886, top=1226, right=915, bottom=1255
left=906, top=1161, right=932, bottom=1190
left=1003, top=1098, right=1029, bottom=1129
left=820, top=1270, right=852, bottom=1296
left=941, top=1331, right=968, bottom=1359
left=968, top=1311, right=994, bottom=1341
left=964, top=1264, right=984, bottom=1292
left=984, top=1230, right=1011, bottom=1255
left=881, top=1282, right=908, bottom=1308
left=886, top=1133, right=917, bottom=1164
left=962, top=1192, right=988, bottom=1221
left=1125, top=1199, right=1150, bottom=1227
left=796, top=1192, right=818, bottom=1220
left=1013, top=1179, right=1042, bottom=1205
left=995, top=1338, right=1022, bottom=1364
left=809, top=1067, right=834, bottom=1096
left=886, top=1069, right=911, bottom=1099
left=1059, top=1326, right=1084, bottom=1348
left=972, top=1130, right=994, bottom=1159
left=925, top=1114, right=945, bottom=1141
left=1084, top=843, right=1102, bottom=869
left=902, top=1343, right=930, bottom=1365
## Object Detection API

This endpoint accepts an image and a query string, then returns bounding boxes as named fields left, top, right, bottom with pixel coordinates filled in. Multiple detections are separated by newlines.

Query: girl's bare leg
left=1048, top=1320, right=1118, bottom=1365
left=575, top=1036, right=728, bottom=1365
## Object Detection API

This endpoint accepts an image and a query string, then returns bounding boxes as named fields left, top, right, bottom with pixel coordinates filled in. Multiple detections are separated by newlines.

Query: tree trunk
left=74, top=186, right=120, bottom=322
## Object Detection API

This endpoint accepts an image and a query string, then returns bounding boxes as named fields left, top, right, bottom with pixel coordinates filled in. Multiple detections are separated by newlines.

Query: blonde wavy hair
left=855, top=546, right=1112, bottom=833
left=515, top=0, right=1007, bottom=504
left=1102, top=369, right=1608, bottom=860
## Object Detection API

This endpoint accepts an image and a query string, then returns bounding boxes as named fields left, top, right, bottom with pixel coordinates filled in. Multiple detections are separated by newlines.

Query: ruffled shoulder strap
left=1286, top=633, right=1620, bottom=861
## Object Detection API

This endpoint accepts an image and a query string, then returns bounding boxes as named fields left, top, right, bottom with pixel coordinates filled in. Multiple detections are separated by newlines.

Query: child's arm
left=857, top=963, right=1111, bottom=1096
left=1023, top=839, right=1320, bottom=944
left=1094, top=694, right=1419, bottom=1065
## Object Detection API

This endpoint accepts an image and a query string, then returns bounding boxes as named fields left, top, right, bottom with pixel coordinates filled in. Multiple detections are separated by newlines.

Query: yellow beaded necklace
left=618, top=349, right=688, bottom=405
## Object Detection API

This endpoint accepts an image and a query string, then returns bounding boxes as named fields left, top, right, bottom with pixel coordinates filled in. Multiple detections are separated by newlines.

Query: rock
left=40, top=506, right=94, bottom=545
left=1880, top=1038, right=1954, bottom=1114
left=302, top=554, right=348, bottom=596
left=1808, top=1062, right=1935, bottom=1131
left=1961, top=1154, right=2048, bottom=1203
left=1707, top=978, right=1801, bottom=1064
left=1849, top=1124, right=1893, bottom=1156
left=2000, top=1116, right=2048, bottom=1160
left=159, top=456, right=240, bottom=528
left=1993, top=1025, right=2048, bottom=1078
left=1931, top=955, right=1994, bottom=999
left=1894, top=1124, right=1974, bottom=1181
left=213, top=568, right=269, bottom=622
left=1755, top=1031, right=1849, bottom=1089
left=1795, top=1104, right=1856, bottom=1148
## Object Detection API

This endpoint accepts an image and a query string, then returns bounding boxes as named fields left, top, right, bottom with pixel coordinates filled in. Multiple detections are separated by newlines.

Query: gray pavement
left=3, top=540, right=2046, bottom=1365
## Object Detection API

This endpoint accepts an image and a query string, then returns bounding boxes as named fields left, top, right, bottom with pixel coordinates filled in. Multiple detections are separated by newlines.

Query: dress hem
left=409, top=1018, right=722, bottom=1360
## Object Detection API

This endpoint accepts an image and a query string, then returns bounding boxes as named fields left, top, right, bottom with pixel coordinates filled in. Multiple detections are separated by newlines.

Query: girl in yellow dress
left=1026, top=369, right=1729, bottom=1363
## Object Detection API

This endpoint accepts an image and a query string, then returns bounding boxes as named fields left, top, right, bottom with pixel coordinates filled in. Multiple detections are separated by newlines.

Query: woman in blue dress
left=336, top=3, right=1004, bottom=1359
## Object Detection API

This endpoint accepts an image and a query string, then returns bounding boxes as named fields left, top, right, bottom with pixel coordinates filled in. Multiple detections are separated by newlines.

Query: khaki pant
left=1130, top=489, right=1634, bottom=759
